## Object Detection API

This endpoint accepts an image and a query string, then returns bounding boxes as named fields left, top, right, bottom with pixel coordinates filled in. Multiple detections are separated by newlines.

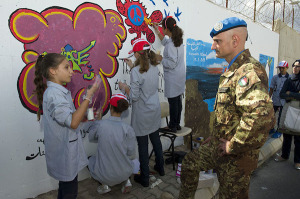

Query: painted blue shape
left=149, top=0, right=155, bottom=5
left=64, top=44, right=73, bottom=52
left=128, top=5, right=144, bottom=26
left=259, top=54, right=274, bottom=88
left=174, top=7, right=182, bottom=21
left=164, top=9, right=170, bottom=18
left=186, top=38, right=227, bottom=110
left=163, top=0, right=169, bottom=6
left=204, top=98, right=216, bottom=112
left=186, top=38, right=226, bottom=67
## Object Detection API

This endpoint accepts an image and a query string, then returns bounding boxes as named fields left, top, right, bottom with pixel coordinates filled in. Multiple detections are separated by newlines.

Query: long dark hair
left=292, top=59, right=300, bottom=67
left=33, top=53, right=66, bottom=121
left=162, top=17, right=183, bottom=47
left=134, top=49, right=160, bottom=73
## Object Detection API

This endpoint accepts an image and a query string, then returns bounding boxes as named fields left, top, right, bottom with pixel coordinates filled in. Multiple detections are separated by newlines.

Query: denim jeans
left=168, top=95, right=182, bottom=129
left=58, top=176, right=78, bottom=199
left=281, top=134, right=300, bottom=163
left=136, top=130, right=164, bottom=182
left=274, top=106, right=283, bottom=127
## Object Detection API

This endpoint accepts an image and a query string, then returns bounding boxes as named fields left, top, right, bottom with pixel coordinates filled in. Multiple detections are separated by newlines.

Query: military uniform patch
left=218, top=87, right=229, bottom=93
left=238, top=76, right=248, bottom=86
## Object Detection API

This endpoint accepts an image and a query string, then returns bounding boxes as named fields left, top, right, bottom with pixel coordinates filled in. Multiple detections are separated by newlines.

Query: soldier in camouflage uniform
left=178, top=17, right=275, bottom=199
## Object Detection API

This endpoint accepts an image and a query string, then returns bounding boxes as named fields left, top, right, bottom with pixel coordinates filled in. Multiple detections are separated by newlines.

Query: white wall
left=275, top=19, right=300, bottom=75
left=0, top=0, right=279, bottom=198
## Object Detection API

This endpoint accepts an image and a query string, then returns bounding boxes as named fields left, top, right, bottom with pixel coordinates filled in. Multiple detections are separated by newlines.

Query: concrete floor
left=34, top=145, right=189, bottom=199
left=34, top=135, right=290, bottom=199
left=250, top=146, right=300, bottom=199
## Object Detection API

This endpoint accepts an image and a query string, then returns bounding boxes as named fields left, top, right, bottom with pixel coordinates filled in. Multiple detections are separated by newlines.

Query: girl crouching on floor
left=88, top=93, right=138, bottom=194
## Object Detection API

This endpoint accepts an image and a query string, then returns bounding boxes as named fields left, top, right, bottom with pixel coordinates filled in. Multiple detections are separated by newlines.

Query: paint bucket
left=87, top=108, right=95, bottom=121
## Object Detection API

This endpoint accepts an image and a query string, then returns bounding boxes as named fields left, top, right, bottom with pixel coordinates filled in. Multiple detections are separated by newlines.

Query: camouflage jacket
left=213, top=49, right=275, bottom=154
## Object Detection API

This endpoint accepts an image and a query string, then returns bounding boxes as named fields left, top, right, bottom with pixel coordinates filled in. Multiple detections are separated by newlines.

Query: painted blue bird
left=163, top=0, right=169, bottom=6
left=174, top=7, right=182, bottom=21
left=149, top=0, right=155, bottom=5
left=164, top=9, right=170, bottom=18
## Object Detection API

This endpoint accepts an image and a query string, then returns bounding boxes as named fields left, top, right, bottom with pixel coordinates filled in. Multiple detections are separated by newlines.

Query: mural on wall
left=186, top=38, right=227, bottom=112
left=259, top=54, right=274, bottom=87
left=116, top=0, right=163, bottom=43
left=174, top=7, right=182, bottom=21
left=9, top=2, right=127, bottom=115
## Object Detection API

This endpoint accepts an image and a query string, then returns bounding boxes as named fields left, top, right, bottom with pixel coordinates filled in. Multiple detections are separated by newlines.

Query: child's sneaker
left=134, top=174, right=149, bottom=187
left=97, top=185, right=111, bottom=194
left=121, top=179, right=132, bottom=193
left=274, top=156, right=287, bottom=162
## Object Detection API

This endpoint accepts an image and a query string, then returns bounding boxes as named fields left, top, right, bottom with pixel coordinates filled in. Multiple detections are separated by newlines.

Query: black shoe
left=134, top=174, right=149, bottom=187
left=154, top=165, right=165, bottom=176
left=167, top=126, right=177, bottom=133
left=177, top=125, right=181, bottom=130
left=160, top=127, right=177, bottom=133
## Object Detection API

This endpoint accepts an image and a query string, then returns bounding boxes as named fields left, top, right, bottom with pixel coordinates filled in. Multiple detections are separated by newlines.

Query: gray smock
left=88, top=116, right=136, bottom=186
left=129, top=65, right=161, bottom=136
left=161, top=36, right=186, bottom=98
left=270, top=73, right=289, bottom=106
left=43, top=81, right=88, bottom=182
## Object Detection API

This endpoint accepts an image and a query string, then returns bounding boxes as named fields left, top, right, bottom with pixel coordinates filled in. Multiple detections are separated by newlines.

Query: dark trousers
left=274, top=105, right=283, bottom=128
left=136, top=131, right=164, bottom=182
left=281, top=134, right=300, bottom=163
left=57, top=176, right=78, bottom=199
left=168, top=95, right=182, bottom=129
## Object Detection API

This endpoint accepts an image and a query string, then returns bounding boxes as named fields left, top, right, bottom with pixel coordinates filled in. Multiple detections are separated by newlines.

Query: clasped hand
left=202, top=136, right=231, bottom=156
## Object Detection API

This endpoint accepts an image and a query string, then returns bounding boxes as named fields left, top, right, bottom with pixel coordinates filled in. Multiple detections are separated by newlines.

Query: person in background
left=34, top=53, right=100, bottom=199
left=119, top=38, right=165, bottom=187
left=275, top=59, right=300, bottom=170
left=153, top=16, right=186, bottom=133
left=269, top=61, right=289, bottom=138
left=88, top=93, right=137, bottom=194
left=177, top=17, right=275, bottom=199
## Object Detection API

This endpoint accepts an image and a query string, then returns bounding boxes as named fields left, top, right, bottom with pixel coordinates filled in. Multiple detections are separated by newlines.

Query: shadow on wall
left=185, top=79, right=213, bottom=145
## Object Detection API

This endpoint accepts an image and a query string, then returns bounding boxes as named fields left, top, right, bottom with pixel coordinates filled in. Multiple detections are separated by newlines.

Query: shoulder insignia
left=238, top=76, right=248, bottom=87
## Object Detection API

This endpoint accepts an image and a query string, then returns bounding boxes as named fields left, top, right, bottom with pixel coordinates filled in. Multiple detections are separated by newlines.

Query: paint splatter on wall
left=9, top=2, right=127, bottom=115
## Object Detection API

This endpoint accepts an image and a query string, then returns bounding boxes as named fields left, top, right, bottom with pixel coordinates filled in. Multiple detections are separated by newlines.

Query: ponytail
left=149, top=50, right=160, bottom=66
left=171, top=26, right=183, bottom=47
left=134, top=50, right=159, bottom=74
left=162, top=17, right=184, bottom=47
left=33, top=53, right=66, bottom=121
left=34, top=55, right=47, bottom=121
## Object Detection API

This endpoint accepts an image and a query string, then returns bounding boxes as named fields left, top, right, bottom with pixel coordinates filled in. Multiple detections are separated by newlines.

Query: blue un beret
left=210, top=17, right=247, bottom=38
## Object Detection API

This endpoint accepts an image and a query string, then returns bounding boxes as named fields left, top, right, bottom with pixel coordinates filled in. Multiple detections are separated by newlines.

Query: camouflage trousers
left=178, top=140, right=259, bottom=199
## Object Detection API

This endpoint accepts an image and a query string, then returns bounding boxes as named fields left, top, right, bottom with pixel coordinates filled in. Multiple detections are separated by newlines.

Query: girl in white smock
left=34, top=53, right=100, bottom=199
left=154, top=16, right=186, bottom=133
left=119, top=38, right=165, bottom=187
left=88, top=93, right=136, bottom=194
